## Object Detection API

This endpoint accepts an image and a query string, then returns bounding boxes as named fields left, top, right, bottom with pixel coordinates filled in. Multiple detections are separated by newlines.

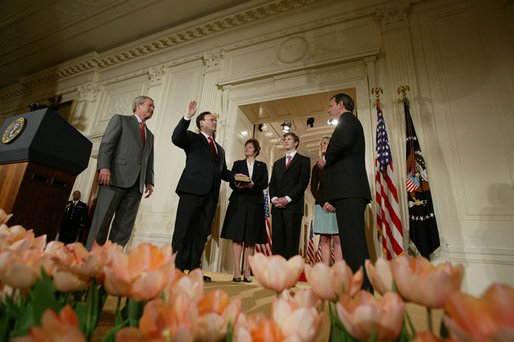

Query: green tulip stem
left=404, top=309, right=416, bottom=339
left=115, top=297, right=122, bottom=325
left=427, top=307, right=433, bottom=333
left=85, top=278, right=96, bottom=338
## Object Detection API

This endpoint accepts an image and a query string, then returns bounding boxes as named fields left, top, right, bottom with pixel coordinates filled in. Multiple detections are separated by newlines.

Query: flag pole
left=371, top=87, right=383, bottom=256
left=397, top=85, right=410, bottom=102
left=372, top=87, right=405, bottom=260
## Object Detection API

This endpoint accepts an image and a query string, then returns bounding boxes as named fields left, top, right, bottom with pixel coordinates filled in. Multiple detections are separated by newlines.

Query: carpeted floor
left=91, top=272, right=443, bottom=341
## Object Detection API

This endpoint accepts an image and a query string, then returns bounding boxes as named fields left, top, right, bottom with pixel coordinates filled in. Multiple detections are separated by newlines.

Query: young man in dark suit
left=172, top=100, right=243, bottom=281
left=322, top=93, right=373, bottom=290
left=86, top=96, right=155, bottom=250
left=269, top=132, right=310, bottom=260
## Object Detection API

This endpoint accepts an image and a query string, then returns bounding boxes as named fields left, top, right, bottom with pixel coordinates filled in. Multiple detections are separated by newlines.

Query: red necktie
left=286, top=155, right=292, bottom=168
left=209, top=136, right=217, bottom=157
left=140, top=122, right=146, bottom=146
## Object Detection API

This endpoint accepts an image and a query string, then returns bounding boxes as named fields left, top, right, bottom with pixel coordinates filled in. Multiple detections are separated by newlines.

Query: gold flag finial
left=397, top=85, right=410, bottom=98
left=371, top=87, right=383, bottom=99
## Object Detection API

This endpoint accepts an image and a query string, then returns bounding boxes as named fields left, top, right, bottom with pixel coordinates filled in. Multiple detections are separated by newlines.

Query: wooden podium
left=0, top=108, right=92, bottom=240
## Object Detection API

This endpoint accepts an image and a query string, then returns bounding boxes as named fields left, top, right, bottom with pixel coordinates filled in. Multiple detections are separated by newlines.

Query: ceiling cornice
left=0, top=0, right=321, bottom=102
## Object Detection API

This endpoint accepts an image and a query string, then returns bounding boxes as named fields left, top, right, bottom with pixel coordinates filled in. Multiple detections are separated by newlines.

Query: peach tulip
left=305, top=260, right=363, bottom=301
left=365, top=258, right=394, bottom=295
left=336, top=290, right=405, bottom=341
left=272, top=295, right=325, bottom=341
left=117, top=298, right=196, bottom=342
left=48, top=242, right=107, bottom=292
left=53, top=269, right=89, bottom=292
left=282, top=288, right=324, bottom=312
left=11, top=305, right=86, bottom=342
left=197, top=289, right=231, bottom=316
left=233, top=312, right=283, bottom=342
left=0, top=249, right=54, bottom=289
left=89, top=240, right=124, bottom=283
left=164, top=268, right=203, bottom=305
left=391, top=255, right=464, bottom=308
left=444, top=283, right=514, bottom=341
left=248, top=253, right=304, bottom=293
left=0, top=209, right=12, bottom=225
left=103, top=242, right=175, bottom=301
left=0, top=224, right=46, bottom=252
left=195, top=289, right=242, bottom=342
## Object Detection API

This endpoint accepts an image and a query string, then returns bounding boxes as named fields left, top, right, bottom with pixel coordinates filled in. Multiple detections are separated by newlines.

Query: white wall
left=0, top=0, right=512, bottom=296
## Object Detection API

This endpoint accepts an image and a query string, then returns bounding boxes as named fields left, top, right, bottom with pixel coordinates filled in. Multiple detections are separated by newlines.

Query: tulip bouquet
left=0, top=210, right=248, bottom=342
left=0, top=213, right=117, bottom=341
left=249, top=251, right=514, bottom=342
left=2, top=206, right=514, bottom=342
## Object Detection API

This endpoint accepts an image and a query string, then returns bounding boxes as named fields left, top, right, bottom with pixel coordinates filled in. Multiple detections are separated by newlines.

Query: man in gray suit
left=86, top=96, right=155, bottom=250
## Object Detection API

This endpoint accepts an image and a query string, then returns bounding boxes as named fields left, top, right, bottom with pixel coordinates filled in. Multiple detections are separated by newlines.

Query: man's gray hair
left=132, top=96, right=153, bottom=113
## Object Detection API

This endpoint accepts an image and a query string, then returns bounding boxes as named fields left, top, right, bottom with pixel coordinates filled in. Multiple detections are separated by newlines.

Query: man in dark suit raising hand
left=172, top=100, right=244, bottom=281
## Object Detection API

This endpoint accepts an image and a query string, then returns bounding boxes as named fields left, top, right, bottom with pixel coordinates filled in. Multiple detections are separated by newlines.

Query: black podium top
left=0, top=108, right=92, bottom=175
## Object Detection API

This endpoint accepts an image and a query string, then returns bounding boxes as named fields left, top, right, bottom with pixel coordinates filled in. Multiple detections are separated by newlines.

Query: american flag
left=255, top=190, right=272, bottom=255
left=306, top=220, right=316, bottom=264
left=316, top=239, right=322, bottom=263
left=315, top=239, right=335, bottom=264
left=375, top=100, right=404, bottom=260
left=330, top=240, right=335, bottom=265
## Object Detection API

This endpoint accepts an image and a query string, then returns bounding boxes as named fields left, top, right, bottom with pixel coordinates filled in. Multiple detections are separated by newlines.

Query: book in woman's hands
left=234, top=175, right=251, bottom=183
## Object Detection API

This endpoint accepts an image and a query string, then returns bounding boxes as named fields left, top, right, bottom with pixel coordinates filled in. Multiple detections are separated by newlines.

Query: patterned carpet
left=91, top=271, right=443, bottom=341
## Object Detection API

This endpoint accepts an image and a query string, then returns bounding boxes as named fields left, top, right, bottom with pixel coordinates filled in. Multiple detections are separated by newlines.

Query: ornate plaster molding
left=78, top=82, right=103, bottom=102
left=376, top=0, right=411, bottom=32
left=276, top=36, right=309, bottom=64
left=0, top=0, right=321, bottom=101
left=202, top=49, right=225, bottom=71
left=148, top=66, right=167, bottom=85
left=1, top=0, right=160, bottom=67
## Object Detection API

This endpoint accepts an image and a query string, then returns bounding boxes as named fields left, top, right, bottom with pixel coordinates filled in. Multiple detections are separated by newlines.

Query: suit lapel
left=143, top=129, right=153, bottom=152
left=196, top=132, right=213, bottom=156
left=252, top=161, right=262, bottom=181
left=277, top=156, right=287, bottom=174
left=286, top=154, right=298, bottom=171
left=239, top=160, right=249, bottom=177
left=215, top=142, right=224, bottom=167
left=130, top=115, right=144, bottom=149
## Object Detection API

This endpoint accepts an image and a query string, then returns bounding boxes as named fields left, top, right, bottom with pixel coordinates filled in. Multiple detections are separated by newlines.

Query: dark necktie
left=140, top=122, right=146, bottom=146
left=208, top=136, right=217, bottom=157
left=286, top=155, right=292, bottom=168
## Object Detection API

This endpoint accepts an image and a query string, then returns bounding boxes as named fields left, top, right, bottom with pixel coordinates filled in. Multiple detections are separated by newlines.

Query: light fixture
left=281, top=120, right=292, bottom=132
left=28, top=103, right=47, bottom=111
left=258, top=123, right=264, bottom=132
left=306, top=117, right=314, bottom=128
left=327, top=118, right=338, bottom=126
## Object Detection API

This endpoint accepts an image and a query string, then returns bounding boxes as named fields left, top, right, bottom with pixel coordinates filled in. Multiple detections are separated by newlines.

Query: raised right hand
left=185, top=100, right=198, bottom=119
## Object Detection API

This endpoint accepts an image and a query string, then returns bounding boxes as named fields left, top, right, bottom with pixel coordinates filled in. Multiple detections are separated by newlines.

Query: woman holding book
left=221, top=139, right=268, bottom=282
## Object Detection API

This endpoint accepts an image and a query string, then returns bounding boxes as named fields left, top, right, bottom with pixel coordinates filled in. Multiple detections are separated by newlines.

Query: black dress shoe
left=203, top=275, right=212, bottom=282
left=243, top=277, right=252, bottom=283
left=232, top=277, right=241, bottom=283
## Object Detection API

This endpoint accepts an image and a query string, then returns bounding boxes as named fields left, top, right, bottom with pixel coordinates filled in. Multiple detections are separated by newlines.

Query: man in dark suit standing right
left=172, top=100, right=242, bottom=281
left=269, top=132, right=310, bottom=260
left=322, top=93, right=373, bottom=290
